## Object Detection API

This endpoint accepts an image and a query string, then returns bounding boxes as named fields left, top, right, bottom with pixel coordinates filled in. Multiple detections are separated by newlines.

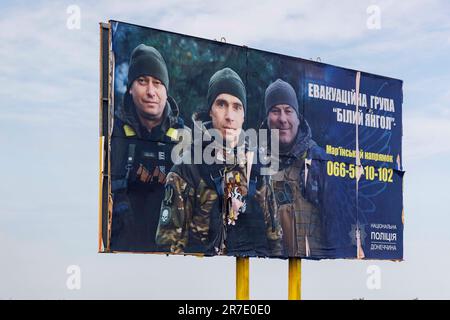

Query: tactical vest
left=271, top=156, right=324, bottom=257
left=176, top=160, right=270, bottom=257
left=109, top=115, right=185, bottom=252
left=111, top=121, right=182, bottom=193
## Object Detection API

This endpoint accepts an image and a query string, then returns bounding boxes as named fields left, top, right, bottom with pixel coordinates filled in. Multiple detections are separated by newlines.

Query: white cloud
left=404, top=111, right=450, bottom=160
left=157, top=0, right=370, bottom=45
left=0, top=2, right=98, bottom=128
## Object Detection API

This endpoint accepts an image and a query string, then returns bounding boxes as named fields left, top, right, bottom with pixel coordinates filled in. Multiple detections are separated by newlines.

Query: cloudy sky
left=0, top=0, right=449, bottom=299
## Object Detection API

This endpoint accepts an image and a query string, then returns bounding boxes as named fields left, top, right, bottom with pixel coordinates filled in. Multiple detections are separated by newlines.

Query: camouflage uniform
left=155, top=114, right=283, bottom=257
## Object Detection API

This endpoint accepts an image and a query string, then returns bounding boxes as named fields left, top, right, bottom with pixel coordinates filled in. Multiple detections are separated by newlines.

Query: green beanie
left=265, top=79, right=299, bottom=116
left=127, top=44, right=169, bottom=91
left=206, top=67, right=246, bottom=113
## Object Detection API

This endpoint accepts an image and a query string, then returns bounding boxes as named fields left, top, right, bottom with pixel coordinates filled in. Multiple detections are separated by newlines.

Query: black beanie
left=264, top=79, right=299, bottom=116
left=207, top=67, right=246, bottom=113
left=127, top=44, right=169, bottom=91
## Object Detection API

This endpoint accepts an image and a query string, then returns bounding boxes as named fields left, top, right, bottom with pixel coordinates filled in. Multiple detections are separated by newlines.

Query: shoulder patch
left=163, top=184, right=175, bottom=206
left=159, top=206, right=172, bottom=226
left=123, top=124, right=136, bottom=137
left=166, top=127, right=178, bottom=141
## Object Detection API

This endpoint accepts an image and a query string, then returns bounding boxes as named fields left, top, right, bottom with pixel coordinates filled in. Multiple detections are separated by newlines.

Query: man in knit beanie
left=207, top=67, right=246, bottom=113
left=265, top=79, right=301, bottom=151
left=110, top=44, right=188, bottom=253
left=124, top=44, right=171, bottom=132
left=206, top=67, right=247, bottom=148
left=264, top=78, right=330, bottom=259
left=155, top=67, right=283, bottom=257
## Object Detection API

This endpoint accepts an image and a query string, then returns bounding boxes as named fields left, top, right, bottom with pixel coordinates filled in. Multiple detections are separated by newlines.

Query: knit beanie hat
left=127, top=44, right=169, bottom=91
left=264, top=79, right=299, bottom=116
left=207, top=67, right=246, bottom=112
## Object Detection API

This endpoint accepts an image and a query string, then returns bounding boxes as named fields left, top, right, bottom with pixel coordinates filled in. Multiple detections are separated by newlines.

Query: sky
left=0, top=0, right=450, bottom=300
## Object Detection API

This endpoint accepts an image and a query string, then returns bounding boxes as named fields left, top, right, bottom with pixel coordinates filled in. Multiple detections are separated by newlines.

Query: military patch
left=160, top=206, right=171, bottom=225
left=166, top=127, right=178, bottom=141
left=226, top=183, right=246, bottom=225
left=274, top=181, right=294, bottom=206
left=142, top=151, right=157, bottom=159
left=123, top=124, right=136, bottom=137
left=163, top=184, right=174, bottom=206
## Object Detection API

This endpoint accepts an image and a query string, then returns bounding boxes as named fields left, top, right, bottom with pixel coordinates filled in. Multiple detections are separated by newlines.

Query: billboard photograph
left=100, top=21, right=404, bottom=260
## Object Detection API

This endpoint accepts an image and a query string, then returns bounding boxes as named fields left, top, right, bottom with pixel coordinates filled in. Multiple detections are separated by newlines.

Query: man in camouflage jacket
left=155, top=68, right=283, bottom=257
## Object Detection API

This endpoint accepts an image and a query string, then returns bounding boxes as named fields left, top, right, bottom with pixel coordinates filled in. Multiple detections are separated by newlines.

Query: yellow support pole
left=236, top=257, right=249, bottom=300
left=288, top=258, right=302, bottom=300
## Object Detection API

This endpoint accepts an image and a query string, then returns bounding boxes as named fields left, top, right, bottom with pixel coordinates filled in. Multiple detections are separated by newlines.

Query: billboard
left=99, top=20, right=404, bottom=260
